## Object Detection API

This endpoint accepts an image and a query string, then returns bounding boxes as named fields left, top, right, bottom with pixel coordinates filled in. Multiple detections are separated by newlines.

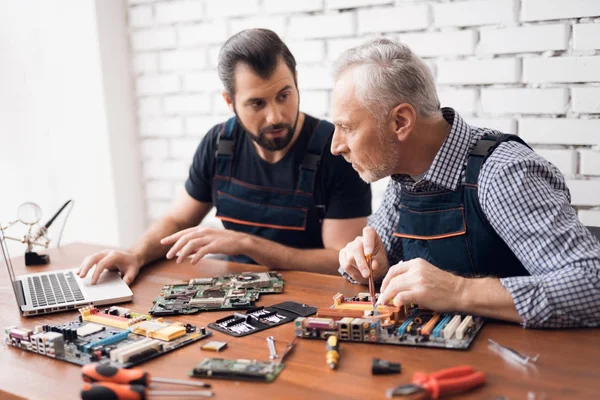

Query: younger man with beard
left=78, top=29, right=371, bottom=285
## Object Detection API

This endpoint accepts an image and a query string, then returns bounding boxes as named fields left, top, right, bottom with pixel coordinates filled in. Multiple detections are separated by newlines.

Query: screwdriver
left=365, top=253, right=376, bottom=309
left=81, top=382, right=213, bottom=400
left=82, top=364, right=211, bottom=388
left=326, top=335, right=340, bottom=370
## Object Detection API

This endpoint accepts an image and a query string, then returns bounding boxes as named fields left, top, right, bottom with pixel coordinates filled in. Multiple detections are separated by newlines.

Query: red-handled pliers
left=386, top=365, right=486, bottom=399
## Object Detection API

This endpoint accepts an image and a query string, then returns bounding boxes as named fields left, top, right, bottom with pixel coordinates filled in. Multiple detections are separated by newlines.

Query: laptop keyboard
left=27, top=271, right=84, bottom=308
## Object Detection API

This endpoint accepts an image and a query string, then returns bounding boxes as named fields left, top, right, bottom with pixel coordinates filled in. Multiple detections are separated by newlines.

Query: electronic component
left=208, top=301, right=317, bottom=337
left=190, top=359, right=285, bottom=382
left=372, top=358, right=401, bottom=375
left=294, top=293, right=484, bottom=350
left=201, top=341, right=228, bottom=352
left=5, top=307, right=212, bottom=368
left=80, top=306, right=151, bottom=329
left=77, top=323, right=105, bottom=337
left=149, top=272, right=284, bottom=316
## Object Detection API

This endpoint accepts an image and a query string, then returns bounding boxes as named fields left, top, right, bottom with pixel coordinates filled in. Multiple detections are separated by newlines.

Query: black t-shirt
left=184, top=114, right=372, bottom=243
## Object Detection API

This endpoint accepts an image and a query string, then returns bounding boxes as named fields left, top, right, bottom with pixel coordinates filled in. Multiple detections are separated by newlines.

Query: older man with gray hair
left=333, top=38, right=600, bottom=328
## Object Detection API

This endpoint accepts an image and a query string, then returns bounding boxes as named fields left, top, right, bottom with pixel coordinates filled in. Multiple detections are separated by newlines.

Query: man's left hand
left=378, top=258, right=466, bottom=312
left=161, top=227, right=249, bottom=264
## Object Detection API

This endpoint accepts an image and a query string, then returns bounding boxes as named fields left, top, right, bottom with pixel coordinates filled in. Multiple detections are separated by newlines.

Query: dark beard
left=234, top=108, right=300, bottom=151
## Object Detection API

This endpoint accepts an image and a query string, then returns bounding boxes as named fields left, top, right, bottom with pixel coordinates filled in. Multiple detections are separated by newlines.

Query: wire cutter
left=386, top=365, right=486, bottom=399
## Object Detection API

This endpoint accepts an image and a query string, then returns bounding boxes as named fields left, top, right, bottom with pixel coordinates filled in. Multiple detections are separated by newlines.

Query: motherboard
left=148, top=272, right=284, bottom=316
left=5, top=306, right=211, bottom=368
left=295, top=293, right=484, bottom=350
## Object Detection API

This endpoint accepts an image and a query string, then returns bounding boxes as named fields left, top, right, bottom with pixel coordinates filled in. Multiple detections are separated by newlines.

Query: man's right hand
left=76, top=250, right=141, bottom=286
left=338, top=226, right=389, bottom=284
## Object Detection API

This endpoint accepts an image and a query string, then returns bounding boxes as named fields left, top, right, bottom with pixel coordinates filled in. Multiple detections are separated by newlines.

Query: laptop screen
left=0, top=226, right=22, bottom=310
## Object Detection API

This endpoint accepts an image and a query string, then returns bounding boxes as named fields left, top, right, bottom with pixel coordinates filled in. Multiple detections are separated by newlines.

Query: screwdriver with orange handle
left=82, top=364, right=210, bottom=388
left=81, top=382, right=213, bottom=400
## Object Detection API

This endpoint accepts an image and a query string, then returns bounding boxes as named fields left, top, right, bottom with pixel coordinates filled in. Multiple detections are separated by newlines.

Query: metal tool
left=276, top=338, right=297, bottom=365
left=369, top=299, right=380, bottom=316
left=266, top=336, right=278, bottom=360
left=365, top=253, right=376, bottom=309
left=386, top=365, right=485, bottom=399
left=326, top=335, right=340, bottom=370
left=81, top=382, right=214, bottom=399
left=488, top=339, right=539, bottom=365
left=82, top=364, right=211, bottom=388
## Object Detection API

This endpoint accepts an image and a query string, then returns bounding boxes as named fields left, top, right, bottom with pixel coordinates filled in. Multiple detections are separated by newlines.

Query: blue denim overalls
left=212, top=116, right=334, bottom=264
left=394, top=134, right=531, bottom=278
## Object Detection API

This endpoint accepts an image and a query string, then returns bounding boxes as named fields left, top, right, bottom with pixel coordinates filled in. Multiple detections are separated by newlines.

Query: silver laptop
left=1, top=226, right=133, bottom=316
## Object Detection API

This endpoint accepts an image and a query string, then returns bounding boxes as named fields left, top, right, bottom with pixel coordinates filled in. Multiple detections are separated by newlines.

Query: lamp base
left=25, top=252, right=50, bottom=266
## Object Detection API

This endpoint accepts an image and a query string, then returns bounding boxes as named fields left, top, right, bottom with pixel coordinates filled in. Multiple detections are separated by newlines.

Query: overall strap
left=215, top=116, right=238, bottom=177
left=297, top=119, right=334, bottom=194
left=466, top=134, right=531, bottom=184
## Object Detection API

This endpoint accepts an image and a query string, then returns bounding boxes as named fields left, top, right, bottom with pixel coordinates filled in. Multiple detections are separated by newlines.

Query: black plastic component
left=372, top=358, right=401, bottom=375
left=25, top=252, right=50, bottom=266
left=209, top=301, right=317, bottom=337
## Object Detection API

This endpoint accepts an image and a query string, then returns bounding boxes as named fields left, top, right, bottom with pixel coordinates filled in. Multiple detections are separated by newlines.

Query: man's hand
left=161, top=226, right=249, bottom=264
left=378, top=258, right=466, bottom=311
left=338, top=227, right=389, bottom=284
left=77, top=250, right=142, bottom=285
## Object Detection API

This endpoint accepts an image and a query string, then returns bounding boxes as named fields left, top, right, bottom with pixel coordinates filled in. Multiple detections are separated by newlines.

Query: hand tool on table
left=82, top=363, right=211, bottom=388
left=326, top=335, right=340, bottom=370
left=386, top=365, right=485, bottom=399
left=80, top=381, right=213, bottom=400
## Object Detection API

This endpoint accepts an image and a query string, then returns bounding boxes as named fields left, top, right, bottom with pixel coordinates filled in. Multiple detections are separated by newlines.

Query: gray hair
left=333, top=38, right=440, bottom=121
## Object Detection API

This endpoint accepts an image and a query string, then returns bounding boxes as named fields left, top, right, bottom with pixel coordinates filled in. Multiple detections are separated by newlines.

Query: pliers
left=386, top=365, right=486, bottom=399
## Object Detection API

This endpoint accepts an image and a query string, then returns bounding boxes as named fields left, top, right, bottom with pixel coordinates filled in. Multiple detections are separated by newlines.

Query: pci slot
left=443, top=315, right=462, bottom=339
left=83, top=330, right=130, bottom=353
left=432, top=314, right=452, bottom=338
left=117, top=339, right=162, bottom=364
left=455, top=316, right=473, bottom=340
left=421, top=313, right=440, bottom=336
left=397, top=314, right=416, bottom=336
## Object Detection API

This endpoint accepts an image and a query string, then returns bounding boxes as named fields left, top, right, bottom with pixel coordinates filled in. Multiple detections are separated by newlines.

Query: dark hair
left=217, top=29, right=297, bottom=97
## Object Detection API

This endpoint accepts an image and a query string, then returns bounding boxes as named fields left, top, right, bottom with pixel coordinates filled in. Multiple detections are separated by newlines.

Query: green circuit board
left=190, top=358, right=285, bottom=382
left=148, top=272, right=284, bottom=316
left=5, top=306, right=211, bottom=368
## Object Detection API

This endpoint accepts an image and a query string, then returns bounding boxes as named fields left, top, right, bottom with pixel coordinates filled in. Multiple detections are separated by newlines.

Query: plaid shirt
left=343, top=108, right=600, bottom=328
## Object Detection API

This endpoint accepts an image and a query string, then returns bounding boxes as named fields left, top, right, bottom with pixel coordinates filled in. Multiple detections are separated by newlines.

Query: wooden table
left=1, top=244, right=597, bottom=399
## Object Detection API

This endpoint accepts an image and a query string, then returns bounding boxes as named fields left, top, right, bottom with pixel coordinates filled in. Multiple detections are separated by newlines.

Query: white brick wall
left=288, top=13, right=356, bottom=39
left=155, top=1, right=204, bottom=24
left=523, top=57, right=600, bottom=83
left=573, top=24, right=600, bottom=51
left=521, top=0, right=600, bottom=22
left=265, top=0, right=323, bottom=14
left=479, top=24, right=569, bottom=55
left=400, top=30, right=477, bottom=57
left=481, top=88, right=568, bottom=115
left=357, top=5, right=430, bottom=34
left=573, top=88, right=600, bottom=114
left=127, top=0, right=600, bottom=227
left=580, top=150, right=600, bottom=176
left=433, top=0, right=516, bottom=28
left=437, top=59, right=521, bottom=85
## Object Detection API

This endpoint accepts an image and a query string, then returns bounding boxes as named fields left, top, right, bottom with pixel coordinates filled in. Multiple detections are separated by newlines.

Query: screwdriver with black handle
left=80, top=382, right=213, bottom=400
left=82, top=364, right=210, bottom=388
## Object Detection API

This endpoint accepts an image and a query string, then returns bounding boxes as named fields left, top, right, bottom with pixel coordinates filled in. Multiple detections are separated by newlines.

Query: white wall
left=0, top=0, right=144, bottom=257
left=127, top=0, right=600, bottom=228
